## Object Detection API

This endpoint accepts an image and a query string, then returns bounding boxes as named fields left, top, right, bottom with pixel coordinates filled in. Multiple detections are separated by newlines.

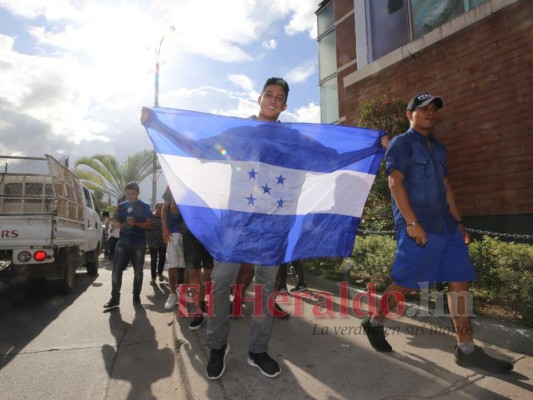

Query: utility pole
left=151, top=26, right=175, bottom=207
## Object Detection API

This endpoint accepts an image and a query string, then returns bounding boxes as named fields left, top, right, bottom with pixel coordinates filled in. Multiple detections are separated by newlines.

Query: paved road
left=0, top=256, right=179, bottom=400
left=0, top=256, right=532, bottom=400
left=173, top=275, right=533, bottom=400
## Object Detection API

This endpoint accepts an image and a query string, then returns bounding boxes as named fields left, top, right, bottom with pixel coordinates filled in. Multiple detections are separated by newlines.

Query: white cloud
left=274, top=0, right=318, bottom=38
left=0, top=0, right=74, bottom=19
left=0, top=33, right=14, bottom=51
left=0, top=40, right=128, bottom=159
left=284, top=102, right=321, bottom=123
left=262, top=39, right=278, bottom=50
left=227, top=74, right=256, bottom=93
left=286, top=59, right=317, bottom=84
left=162, top=84, right=259, bottom=119
left=0, top=0, right=321, bottom=166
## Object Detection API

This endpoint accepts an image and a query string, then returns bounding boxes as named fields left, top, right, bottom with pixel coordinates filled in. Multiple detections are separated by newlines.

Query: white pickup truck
left=0, top=154, right=103, bottom=294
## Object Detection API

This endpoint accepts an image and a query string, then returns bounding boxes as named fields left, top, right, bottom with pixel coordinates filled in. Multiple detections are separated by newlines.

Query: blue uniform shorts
left=391, top=225, right=476, bottom=289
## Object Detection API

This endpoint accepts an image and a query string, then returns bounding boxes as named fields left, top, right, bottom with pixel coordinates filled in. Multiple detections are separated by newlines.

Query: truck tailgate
left=0, top=216, right=53, bottom=248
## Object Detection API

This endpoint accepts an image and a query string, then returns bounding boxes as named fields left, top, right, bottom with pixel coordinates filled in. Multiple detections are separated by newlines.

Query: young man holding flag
left=141, top=78, right=387, bottom=380
left=205, top=77, right=291, bottom=380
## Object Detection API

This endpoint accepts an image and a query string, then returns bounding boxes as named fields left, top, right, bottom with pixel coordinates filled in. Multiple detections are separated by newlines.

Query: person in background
left=101, top=211, right=110, bottom=257
left=161, top=186, right=186, bottom=310
left=182, top=227, right=214, bottom=331
left=147, top=202, right=167, bottom=285
left=103, top=182, right=154, bottom=308
left=107, top=218, right=120, bottom=261
left=278, top=260, right=308, bottom=293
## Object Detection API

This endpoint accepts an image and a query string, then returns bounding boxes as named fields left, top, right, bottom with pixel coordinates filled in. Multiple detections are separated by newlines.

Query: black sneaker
left=361, top=316, right=392, bottom=352
left=132, top=295, right=141, bottom=305
left=247, top=351, right=281, bottom=378
left=103, top=298, right=120, bottom=309
left=454, top=345, right=513, bottom=373
left=207, top=343, right=230, bottom=380
left=273, top=303, right=290, bottom=319
left=189, top=313, right=204, bottom=331
left=290, top=282, right=308, bottom=292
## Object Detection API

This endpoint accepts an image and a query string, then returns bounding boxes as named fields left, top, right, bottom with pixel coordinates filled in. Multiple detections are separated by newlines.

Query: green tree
left=74, top=150, right=157, bottom=203
left=358, top=96, right=409, bottom=232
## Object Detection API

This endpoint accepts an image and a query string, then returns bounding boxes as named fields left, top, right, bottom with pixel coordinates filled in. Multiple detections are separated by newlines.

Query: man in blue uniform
left=361, top=93, right=513, bottom=374
left=104, top=182, right=154, bottom=308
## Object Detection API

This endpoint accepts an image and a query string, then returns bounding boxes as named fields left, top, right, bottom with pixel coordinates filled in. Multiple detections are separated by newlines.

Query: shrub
left=348, top=234, right=396, bottom=291
left=469, top=236, right=533, bottom=326
left=303, top=257, right=343, bottom=280
left=304, top=235, right=533, bottom=325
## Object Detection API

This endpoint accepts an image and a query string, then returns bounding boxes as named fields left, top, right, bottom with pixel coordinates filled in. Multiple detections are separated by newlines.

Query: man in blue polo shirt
left=361, top=93, right=513, bottom=374
left=104, top=182, right=154, bottom=308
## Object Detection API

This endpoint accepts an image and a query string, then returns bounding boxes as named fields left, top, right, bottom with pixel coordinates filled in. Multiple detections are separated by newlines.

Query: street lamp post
left=151, top=26, right=175, bottom=207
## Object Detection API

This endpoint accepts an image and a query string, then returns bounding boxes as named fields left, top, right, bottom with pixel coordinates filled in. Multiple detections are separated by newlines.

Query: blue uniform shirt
left=114, top=200, right=153, bottom=247
left=162, top=191, right=186, bottom=234
left=385, top=128, right=457, bottom=234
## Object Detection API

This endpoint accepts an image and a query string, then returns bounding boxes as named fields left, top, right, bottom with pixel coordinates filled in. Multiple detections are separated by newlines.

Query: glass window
left=83, top=187, right=92, bottom=208
left=411, top=0, right=463, bottom=39
left=320, top=77, right=339, bottom=124
left=317, top=2, right=338, bottom=124
left=317, top=2, right=335, bottom=36
left=318, top=31, right=337, bottom=80
left=365, top=0, right=489, bottom=62
left=367, top=0, right=410, bottom=61
left=91, top=192, right=100, bottom=214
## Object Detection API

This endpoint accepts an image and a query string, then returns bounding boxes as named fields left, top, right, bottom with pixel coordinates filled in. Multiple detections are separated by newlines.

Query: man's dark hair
left=262, top=77, right=290, bottom=98
left=125, top=182, right=140, bottom=193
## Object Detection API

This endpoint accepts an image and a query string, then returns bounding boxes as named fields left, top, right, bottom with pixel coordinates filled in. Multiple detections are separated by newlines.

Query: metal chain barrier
left=359, top=229, right=395, bottom=235
left=359, top=228, right=533, bottom=240
left=466, top=228, right=533, bottom=240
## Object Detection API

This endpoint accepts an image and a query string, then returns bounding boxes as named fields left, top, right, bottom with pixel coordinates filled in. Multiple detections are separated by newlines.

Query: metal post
left=154, top=61, right=160, bottom=108
left=151, top=26, right=174, bottom=207
left=151, top=60, right=160, bottom=207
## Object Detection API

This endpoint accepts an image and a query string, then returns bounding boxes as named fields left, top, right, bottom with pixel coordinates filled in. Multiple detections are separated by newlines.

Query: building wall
left=335, top=5, right=356, bottom=121
left=341, top=1, right=532, bottom=231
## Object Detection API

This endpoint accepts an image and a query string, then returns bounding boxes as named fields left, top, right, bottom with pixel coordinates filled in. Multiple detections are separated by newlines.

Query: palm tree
left=74, top=150, right=157, bottom=202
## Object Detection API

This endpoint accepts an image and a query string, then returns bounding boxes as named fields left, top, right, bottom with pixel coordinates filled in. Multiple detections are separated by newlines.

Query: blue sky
left=0, top=0, right=321, bottom=200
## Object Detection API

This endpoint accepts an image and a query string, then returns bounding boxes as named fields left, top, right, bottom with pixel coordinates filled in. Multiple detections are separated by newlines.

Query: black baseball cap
left=407, top=92, right=444, bottom=111
left=262, top=77, right=289, bottom=97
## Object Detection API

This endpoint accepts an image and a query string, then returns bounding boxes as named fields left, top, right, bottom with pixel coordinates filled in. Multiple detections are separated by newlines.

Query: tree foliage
left=357, top=96, right=409, bottom=232
left=74, top=150, right=157, bottom=202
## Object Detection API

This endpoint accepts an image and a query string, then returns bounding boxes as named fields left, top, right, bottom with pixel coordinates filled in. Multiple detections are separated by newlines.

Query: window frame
left=317, top=1, right=340, bottom=123
left=347, top=0, right=508, bottom=88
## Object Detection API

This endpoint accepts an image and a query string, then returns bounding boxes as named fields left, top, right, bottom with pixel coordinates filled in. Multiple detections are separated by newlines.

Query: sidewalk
left=168, top=273, right=532, bottom=400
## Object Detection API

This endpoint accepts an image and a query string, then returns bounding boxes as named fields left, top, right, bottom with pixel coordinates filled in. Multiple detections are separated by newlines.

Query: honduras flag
left=143, top=108, right=385, bottom=266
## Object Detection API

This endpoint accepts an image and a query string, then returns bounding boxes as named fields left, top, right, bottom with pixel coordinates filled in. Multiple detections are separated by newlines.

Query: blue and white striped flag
left=143, top=108, right=385, bottom=266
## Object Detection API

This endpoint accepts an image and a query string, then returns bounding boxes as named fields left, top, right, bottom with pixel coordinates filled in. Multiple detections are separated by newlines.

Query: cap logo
left=417, top=93, right=433, bottom=101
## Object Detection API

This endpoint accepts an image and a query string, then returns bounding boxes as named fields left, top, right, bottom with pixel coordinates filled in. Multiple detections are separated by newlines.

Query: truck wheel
left=86, top=248, right=99, bottom=276
left=55, top=248, right=78, bottom=295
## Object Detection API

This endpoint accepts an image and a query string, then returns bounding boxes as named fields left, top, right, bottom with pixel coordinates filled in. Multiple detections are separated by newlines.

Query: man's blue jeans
left=206, top=261, right=279, bottom=353
left=111, top=243, right=146, bottom=300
